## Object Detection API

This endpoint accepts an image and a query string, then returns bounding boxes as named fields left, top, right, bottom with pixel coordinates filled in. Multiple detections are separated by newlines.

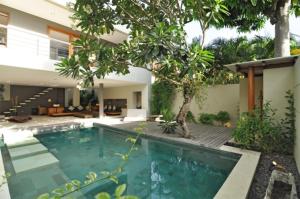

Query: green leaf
left=95, top=192, right=111, bottom=199
left=37, top=193, right=50, bottom=199
left=52, top=188, right=65, bottom=196
left=109, top=175, right=119, bottom=184
left=115, top=184, right=126, bottom=197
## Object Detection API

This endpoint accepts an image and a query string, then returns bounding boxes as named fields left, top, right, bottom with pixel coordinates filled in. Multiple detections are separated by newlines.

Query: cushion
left=68, top=106, right=75, bottom=112
left=77, top=105, right=84, bottom=111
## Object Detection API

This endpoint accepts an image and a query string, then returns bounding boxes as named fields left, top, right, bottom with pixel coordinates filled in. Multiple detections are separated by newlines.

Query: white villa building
left=0, top=0, right=151, bottom=120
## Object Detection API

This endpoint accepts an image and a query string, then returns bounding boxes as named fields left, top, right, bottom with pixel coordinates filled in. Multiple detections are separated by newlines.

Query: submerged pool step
left=8, top=143, right=48, bottom=160
left=12, top=152, right=59, bottom=174
left=7, top=137, right=40, bottom=149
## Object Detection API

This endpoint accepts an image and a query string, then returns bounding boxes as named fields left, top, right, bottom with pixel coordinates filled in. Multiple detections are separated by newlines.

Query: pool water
left=3, top=126, right=240, bottom=199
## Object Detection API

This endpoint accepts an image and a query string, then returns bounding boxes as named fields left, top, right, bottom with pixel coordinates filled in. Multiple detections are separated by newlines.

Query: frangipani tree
left=57, top=0, right=228, bottom=138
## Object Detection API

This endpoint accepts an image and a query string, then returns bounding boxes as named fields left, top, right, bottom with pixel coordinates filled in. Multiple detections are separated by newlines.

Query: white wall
left=0, top=5, right=152, bottom=87
left=294, top=57, right=300, bottom=172
left=263, top=67, right=294, bottom=120
left=172, top=84, right=240, bottom=123
left=102, top=84, right=150, bottom=114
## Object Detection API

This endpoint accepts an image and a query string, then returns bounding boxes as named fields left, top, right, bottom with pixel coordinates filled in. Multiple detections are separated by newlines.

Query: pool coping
left=94, top=122, right=261, bottom=199
left=0, top=149, right=11, bottom=199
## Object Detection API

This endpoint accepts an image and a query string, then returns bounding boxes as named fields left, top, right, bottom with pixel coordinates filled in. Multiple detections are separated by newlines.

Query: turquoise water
left=3, top=126, right=240, bottom=199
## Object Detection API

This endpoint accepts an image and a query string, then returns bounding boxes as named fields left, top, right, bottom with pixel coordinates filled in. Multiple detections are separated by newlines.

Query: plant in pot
left=159, top=109, right=177, bottom=134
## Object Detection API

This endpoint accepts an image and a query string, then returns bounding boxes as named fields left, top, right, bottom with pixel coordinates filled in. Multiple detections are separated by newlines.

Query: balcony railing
left=49, top=38, right=70, bottom=60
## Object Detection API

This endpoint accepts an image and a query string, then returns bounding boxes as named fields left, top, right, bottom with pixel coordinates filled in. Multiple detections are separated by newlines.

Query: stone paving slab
left=9, top=143, right=48, bottom=160
left=12, top=153, right=59, bottom=174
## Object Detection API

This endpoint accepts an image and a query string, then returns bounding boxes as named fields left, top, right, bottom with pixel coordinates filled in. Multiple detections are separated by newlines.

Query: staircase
left=2, top=87, right=54, bottom=118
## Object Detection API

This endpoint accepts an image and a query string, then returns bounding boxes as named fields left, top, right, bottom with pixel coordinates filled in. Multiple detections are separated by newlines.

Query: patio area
left=0, top=116, right=233, bottom=149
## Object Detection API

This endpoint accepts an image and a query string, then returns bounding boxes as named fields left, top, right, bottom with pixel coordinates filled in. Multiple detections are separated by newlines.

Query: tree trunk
left=176, top=87, right=194, bottom=138
left=274, top=0, right=291, bottom=57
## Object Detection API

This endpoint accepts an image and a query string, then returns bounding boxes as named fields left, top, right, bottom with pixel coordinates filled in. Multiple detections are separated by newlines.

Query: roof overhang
left=225, top=55, right=299, bottom=76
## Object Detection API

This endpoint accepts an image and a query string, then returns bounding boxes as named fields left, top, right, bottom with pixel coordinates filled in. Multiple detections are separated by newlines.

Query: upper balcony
left=0, top=24, right=151, bottom=85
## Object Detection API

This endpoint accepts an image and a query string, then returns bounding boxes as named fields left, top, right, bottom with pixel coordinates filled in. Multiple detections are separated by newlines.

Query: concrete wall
left=263, top=67, right=294, bottom=120
left=294, top=57, right=300, bottom=172
left=239, top=77, right=263, bottom=114
left=102, top=84, right=150, bottom=114
left=0, top=85, right=65, bottom=114
left=172, top=84, right=240, bottom=123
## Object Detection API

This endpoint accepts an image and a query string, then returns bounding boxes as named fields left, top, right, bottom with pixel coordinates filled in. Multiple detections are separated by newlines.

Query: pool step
left=6, top=137, right=40, bottom=149
left=12, top=152, right=59, bottom=174
left=8, top=143, right=48, bottom=160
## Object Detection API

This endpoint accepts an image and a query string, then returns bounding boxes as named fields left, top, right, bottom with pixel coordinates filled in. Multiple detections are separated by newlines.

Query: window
left=48, top=27, right=79, bottom=60
left=0, top=12, right=8, bottom=46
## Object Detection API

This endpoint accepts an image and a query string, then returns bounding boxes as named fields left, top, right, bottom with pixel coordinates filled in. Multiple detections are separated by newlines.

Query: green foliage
left=151, top=80, right=175, bottom=115
left=199, top=113, right=216, bottom=125
left=233, top=95, right=296, bottom=154
left=280, top=90, right=295, bottom=154
left=204, top=36, right=275, bottom=84
left=186, top=111, right=197, bottom=123
left=37, top=124, right=146, bottom=199
left=159, top=109, right=177, bottom=134
left=216, top=0, right=300, bottom=31
left=57, top=0, right=230, bottom=137
left=233, top=103, right=282, bottom=153
left=216, top=111, right=230, bottom=124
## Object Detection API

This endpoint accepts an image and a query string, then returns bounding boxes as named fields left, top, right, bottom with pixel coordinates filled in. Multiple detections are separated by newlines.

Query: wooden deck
left=113, top=122, right=233, bottom=149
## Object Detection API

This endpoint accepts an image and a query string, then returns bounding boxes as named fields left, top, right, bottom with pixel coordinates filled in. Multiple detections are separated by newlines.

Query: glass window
left=49, top=29, right=70, bottom=60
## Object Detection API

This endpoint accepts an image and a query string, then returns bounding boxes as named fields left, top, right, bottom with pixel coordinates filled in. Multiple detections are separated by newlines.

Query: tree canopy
left=57, top=0, right=229, bottom=137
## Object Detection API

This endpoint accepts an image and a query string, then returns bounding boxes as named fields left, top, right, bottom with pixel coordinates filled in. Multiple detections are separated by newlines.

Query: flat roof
left=225, top=55, right=299, bottom=75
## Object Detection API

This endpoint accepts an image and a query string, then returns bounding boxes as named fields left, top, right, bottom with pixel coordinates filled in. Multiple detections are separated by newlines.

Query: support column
left=98, top=83, right=104, bottom=118
left=72, top=87, right=80, bottom=107
left=248, top=67, right=255, bottom=112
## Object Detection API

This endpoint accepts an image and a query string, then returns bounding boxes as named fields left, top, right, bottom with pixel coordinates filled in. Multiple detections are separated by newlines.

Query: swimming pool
left=2, top=125, right=240, bottom=199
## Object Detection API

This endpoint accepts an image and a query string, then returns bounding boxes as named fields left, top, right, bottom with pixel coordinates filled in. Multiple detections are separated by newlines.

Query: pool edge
left=215, top=145, right=261, bottom=199
left=0, top=149, right=11, bottom=199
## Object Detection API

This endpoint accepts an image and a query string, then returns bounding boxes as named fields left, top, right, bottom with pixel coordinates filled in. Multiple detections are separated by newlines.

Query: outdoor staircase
left=2, top=87, right=54, bottom=118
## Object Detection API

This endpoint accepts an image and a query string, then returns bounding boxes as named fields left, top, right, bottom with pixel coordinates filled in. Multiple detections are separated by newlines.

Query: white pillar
left=72, top=87, right=80, bottom=107
left=98, top=83, right=104, bottom=118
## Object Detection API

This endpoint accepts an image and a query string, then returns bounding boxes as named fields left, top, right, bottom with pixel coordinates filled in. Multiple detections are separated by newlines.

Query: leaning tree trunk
left=176, top=87, right=194, bottom=138
left=274, top=0, right=291, bottom=57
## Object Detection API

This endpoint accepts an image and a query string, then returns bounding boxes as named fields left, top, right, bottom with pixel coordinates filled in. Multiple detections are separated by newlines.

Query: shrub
left=233, top=98, right=295, bottom=154
left=151, top=80, right=175, bottom=115
left=186, top=111, right=197, bottom=123
left=216, top=111, right=230, bottom=124
left=159, top=109, right=177, bottom=134
left=199, top=113, right=216, bottom=125
left=233, top=103, right=280, bottom=152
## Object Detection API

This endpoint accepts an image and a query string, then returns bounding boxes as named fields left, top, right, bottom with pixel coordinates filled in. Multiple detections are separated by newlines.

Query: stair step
left=9, top=143, right=48, bottom=160
left=34, top=95, right=40, bottom=97
left=39, top=92, right=45, bottom=95
left=12, top=153, right=59, bottom=174
left=19, top=103, right=26, bottom=105
left=9, top=108, right=16, bottom=111
left=47, top=88, right=53, bottom=90
left=25, top=100, right=31, bottom=102
left=3, top=111, right=10, bottom=114
left=7, top=137, right=40, bottom=149
left=43, top=90, right=49, bottom=93
left=29, top=97, right=36, bottom=100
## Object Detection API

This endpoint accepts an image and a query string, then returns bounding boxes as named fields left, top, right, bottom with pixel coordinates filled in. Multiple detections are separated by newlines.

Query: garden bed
left=248, top=153, right=300, bottom=199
